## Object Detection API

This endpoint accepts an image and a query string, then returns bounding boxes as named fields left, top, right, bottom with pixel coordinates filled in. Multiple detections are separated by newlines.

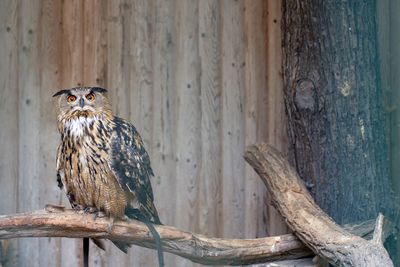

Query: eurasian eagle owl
left=53, top=87, right=163, bottom=265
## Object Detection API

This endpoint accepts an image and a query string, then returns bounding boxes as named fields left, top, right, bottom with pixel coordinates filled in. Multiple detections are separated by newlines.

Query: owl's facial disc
left=66, top=91, right=98, bottom=117
left=55, top=87, right=111, bottom=121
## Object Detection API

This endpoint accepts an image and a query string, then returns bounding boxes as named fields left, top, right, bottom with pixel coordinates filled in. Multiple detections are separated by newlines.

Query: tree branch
left=0, top=206, right=312, bottom=265
left=244, top=144, right=393, bottom=267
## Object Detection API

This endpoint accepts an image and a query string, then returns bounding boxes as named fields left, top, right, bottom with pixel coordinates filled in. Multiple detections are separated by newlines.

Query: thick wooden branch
left=0, top=207, right=312, bottom=265
left=244, top=144, right=393, bottom=267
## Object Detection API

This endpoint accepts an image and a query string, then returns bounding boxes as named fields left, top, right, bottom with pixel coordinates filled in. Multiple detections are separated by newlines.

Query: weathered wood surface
left=0, top=0, right=19, bottom=266
left=0, top=1, right=286, bottom=266
left=0, top=208, right=313, bottom=266
left=18, top=1, right=42, bottom=266
left=244, top=144, right=393, bottom=267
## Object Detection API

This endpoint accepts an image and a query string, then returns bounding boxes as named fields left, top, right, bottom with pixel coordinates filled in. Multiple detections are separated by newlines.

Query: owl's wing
left=110, top=116, right=161, bottom=224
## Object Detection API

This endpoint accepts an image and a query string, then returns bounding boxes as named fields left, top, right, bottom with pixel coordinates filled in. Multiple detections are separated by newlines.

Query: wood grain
left=150, top=1, right=179, bottom=265
left=243, top=0, right=269, bottom=239
left=18, top=1, right=41, bottom=266
left=39, top=1, right=62, bottom=266
left=60, top=0, right=83, bottom=88
left=198, top=0, right=222, bottom=238
left=0, top=0, right=19, bottom=265
left=0, top=1, right=288, bottom=266
left=221, top=0, right=246, bottom=239
left=83, top=0, right=107, bottom=87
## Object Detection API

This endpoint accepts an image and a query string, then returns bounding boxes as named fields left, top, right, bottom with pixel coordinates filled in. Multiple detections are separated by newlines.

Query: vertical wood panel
left=39, top=1, right=62, bottom=266
left=18, top=0, right=41, bottom=266
left=151, top=1, right=178, bottom=265
left=0, top=0, right=19, bottom=265
left=107, top=0, right=130, bottom=119
left=244, top=0, right=268, bottom=238
left=198, top=0, right=222, bottom=237
left=221, top=0, right=246, bottom=238
left=173, top=2, right=201, bottom=266
left=83, top=0, right=107, bottom=87
left=60, top=0, right=83, bottom=88
left=174, top=0, right=201, bottom=231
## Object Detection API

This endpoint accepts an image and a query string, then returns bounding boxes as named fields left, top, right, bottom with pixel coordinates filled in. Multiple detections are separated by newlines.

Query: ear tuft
left=91, top=87, right=108, bottom=94
left=53, top=89, right=71, bottom=97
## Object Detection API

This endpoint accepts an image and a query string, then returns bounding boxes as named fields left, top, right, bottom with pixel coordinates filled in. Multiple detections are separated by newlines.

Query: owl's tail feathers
left=125, top=207, right=164, bottom=267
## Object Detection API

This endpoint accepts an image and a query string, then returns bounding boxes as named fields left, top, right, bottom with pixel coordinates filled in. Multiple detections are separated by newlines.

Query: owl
left=53, top=87, right=163, bottom=265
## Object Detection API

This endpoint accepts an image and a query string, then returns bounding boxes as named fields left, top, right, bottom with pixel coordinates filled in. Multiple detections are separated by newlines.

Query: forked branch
left=244, top=144, right=393, bottom=267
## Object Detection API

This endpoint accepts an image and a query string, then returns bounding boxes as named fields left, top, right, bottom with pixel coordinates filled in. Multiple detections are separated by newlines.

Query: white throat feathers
left=63, top=116, right=98, bottom=137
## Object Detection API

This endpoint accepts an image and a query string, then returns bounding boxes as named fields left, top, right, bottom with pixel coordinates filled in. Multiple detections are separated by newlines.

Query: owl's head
left=53, top=87, right=112, bottom=121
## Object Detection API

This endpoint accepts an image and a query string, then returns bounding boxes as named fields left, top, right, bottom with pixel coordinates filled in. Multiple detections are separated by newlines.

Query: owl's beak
left=79, top=98, right=85, bottom=108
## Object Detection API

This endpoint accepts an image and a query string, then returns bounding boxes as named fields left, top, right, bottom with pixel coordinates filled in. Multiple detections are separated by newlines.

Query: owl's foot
left=71, top=204, right=99, bottom=220
left=71, top=203, right=85, bottom=211
left=82, top=206, right=103, bottom=221
left=83, top=206, right=98, bottom=213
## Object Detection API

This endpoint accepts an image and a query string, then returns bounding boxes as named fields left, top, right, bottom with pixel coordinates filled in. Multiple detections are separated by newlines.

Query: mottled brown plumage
left=53, top=87, right=162, bottom=262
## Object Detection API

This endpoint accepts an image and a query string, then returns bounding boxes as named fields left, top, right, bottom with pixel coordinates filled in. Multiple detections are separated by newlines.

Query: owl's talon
left=84, top=206, right=98, bottom=214
left=72, top=204, right=84, bottom=212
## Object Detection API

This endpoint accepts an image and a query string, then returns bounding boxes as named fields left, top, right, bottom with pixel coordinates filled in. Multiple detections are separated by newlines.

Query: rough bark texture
left=244, top=144, right=393, bottom=267
left=282, top=0, right=395, bottom=225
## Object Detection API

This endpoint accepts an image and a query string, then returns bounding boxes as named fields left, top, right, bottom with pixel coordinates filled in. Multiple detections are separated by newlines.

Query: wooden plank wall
left=0, top=1, right=287, bottom=266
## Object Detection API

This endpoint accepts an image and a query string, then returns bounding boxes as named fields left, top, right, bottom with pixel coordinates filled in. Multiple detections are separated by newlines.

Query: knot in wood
left=294, top=79, right=316, bottom=112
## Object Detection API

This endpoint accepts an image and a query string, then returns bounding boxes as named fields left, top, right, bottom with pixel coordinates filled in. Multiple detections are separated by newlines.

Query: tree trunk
left=281, top=0, right=394, bottom=226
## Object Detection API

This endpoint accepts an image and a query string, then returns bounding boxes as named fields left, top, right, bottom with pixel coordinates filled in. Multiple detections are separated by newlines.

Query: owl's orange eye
left=67, top=95, right=77, bottom=102
left=86, top=93, right=95, bottom=101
